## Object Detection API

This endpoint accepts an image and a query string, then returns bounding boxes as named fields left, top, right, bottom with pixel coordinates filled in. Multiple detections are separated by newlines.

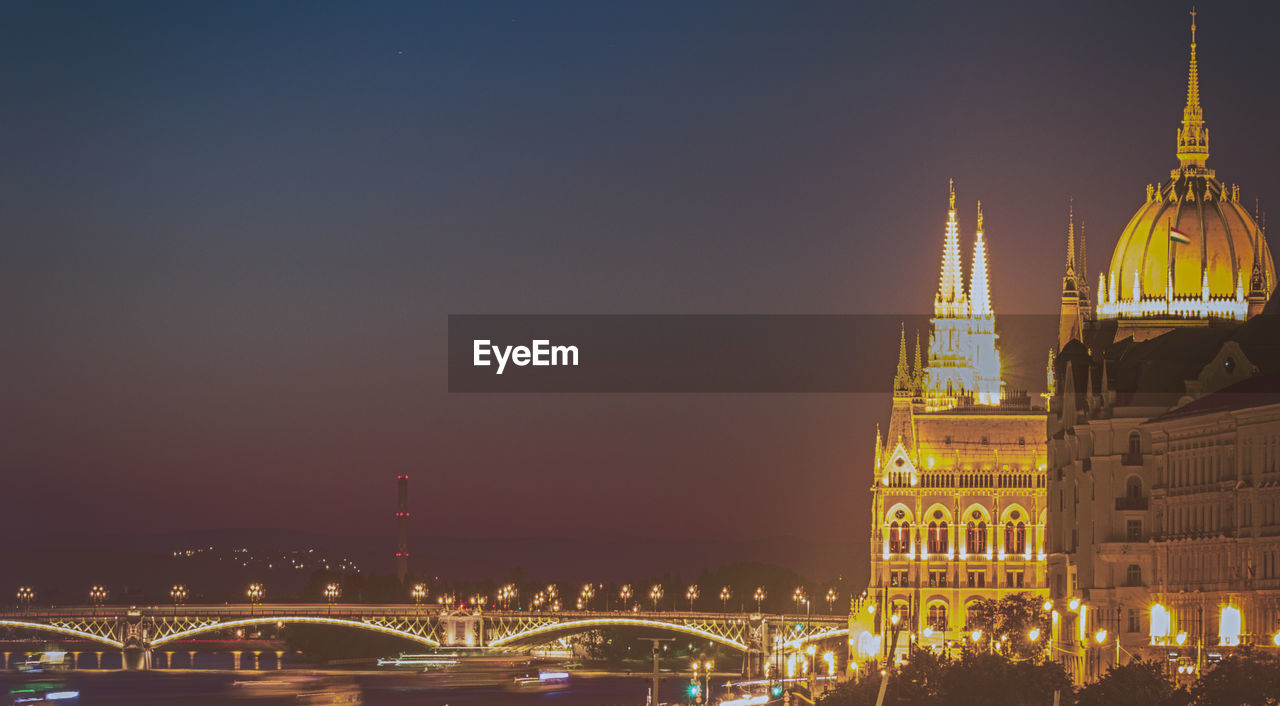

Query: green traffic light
left=688, top=682, right=701, bottom=697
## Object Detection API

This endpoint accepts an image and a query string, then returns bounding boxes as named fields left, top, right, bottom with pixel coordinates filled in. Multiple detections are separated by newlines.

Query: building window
left=1128, top=608, right=1141, bottom=633
left=966, top=570, right=985, bottom=588
left=889, top=521, right=911, bottom=554
left=1126, top=475, right=1143, bottom=499
left=966, top=603, right=983, bottom=628
left=968, top=521, right=988, bottom=554
left=1005, top=571, right=1024, bottom=588
left=890, top=570, right=909, bottom=588
left=928, top=521, right=949, bottom=554
left=1125, top=431, right=1142, bottom=465
left=1005, top=521, right=1026, bottom=554
left=927, top=603, right=948, bottom=630
left=1126, top=564, right=1142, bottom=586
left=929, top=570, right=947, bottom=588
left=1127, top=520, right=1142, bottom=542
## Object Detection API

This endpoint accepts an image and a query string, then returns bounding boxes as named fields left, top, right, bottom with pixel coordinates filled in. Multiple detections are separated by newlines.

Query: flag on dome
left=1169, top=227, right=1191, bottom=244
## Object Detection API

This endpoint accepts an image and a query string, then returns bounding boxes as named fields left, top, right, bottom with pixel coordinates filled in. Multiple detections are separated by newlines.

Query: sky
left=3, top=1, right=1280, bottom=576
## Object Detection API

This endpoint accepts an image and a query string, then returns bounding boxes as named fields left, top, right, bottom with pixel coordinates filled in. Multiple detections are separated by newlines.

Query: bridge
left=0, top=604, right=847, bottom=673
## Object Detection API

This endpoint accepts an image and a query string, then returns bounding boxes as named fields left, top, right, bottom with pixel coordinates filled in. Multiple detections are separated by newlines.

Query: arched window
left=1126, top=564, right=1142, bottom=586
left=927, top=603, right=948, bottom=630
left=928, top=521, right=949, bottom=554
left=1126, top=475, right=1143, bottom=499
left=889, top=521, right=910, bottom=554
left=966, top=602, right=983, bottom=629
left=1005, top=521, right=1026, bottom=554
left=968, top=521, right=987, bottom=554
left=1127, top=431, right=1142, bottom=463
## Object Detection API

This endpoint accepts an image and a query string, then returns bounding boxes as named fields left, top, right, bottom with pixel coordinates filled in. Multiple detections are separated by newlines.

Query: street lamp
left=619, top=584, right=633, bottom=609
left=686, top=585, right=699, bottom=612
left=719, top=587, right=731, bottom=611
left=89, top=585, right=107, bottom=614
left=753, top=587, right=766, bottom=612
left=247, top=582, right=264, bottom=616
left=649, top=584, right=663, bottom=611
left=825, top=588, right=838, bottom=613
left=579, top=584, right=595, bottom=611
left=170, top=584, right=187, bottom=615
left=17, top=586, right=34, bottom=612
left=324, top=583, right=341, bottom=614
left=792, top=587, right=806, bottom=612
left=411, top=583, right=427, bottom=607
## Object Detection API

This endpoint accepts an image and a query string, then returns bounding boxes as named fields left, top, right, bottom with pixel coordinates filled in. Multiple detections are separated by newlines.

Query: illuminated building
left=1047, top=10, right=1280, bottom=685
left=851, top=183, right=1048, bottom=663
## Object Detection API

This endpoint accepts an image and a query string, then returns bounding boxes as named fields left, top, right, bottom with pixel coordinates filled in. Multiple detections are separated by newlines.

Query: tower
left=922, top=182, right=1004, bottom=408
left=395, top=474, right=409, bottom=583
left=968, top=201, right=1002, bottom=404
left=1058, top=200, right=1083, bottom=350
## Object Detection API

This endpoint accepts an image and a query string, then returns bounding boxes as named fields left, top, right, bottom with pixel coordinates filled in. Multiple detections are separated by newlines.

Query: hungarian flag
left=1169, top=227, right=1191, bottom=245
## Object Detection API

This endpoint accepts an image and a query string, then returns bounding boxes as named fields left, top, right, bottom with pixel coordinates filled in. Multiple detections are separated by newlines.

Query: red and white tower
left=395, top=474, right=409, bottom=583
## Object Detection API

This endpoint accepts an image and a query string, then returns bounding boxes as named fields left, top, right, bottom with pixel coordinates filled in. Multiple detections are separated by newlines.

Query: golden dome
left=1105, top=176, right=1273, bottom=304
left=1100, top=10, right=1275, bottom=322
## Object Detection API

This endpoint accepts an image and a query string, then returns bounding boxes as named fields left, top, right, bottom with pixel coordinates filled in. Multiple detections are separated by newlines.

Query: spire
left=912, top=330, right=923, bottom=388
left=894, top=322, right=911, bottom=391
left=971, top=201, right=992, bottom=318
left=1046, top=348, right=1056, bottom=397
left=1066, top=198, right=1076, bottom=276
left=936, top=179, right=967, bottom=316
left=874, top=423, right=883, bottom=468
left=1078, top=218, right=1088, bottom=287
left=1176, top=7, right=1210, bottom=170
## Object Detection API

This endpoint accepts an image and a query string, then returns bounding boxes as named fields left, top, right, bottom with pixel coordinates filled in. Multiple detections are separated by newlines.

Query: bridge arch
left=149, top=617, right=440, bottom=648
left=488, top=618, right=748, bottom=651
left=0, top=619, right=123, bottom=649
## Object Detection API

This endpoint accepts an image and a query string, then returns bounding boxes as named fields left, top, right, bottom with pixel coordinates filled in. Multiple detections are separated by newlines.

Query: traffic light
left=687, top=681, right=701, bottom=698
left=770, top=683, right=784, bottom=698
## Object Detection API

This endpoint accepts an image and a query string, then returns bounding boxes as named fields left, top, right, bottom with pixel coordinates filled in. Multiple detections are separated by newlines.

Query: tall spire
left=1176, top=7, right=1210, bottom=170
left=912, top=330, right=923, bottom=388
left=894, top=322, right=911, bottom=391
left=935, top=179, right=967, bottom=317
left=970, top=201, right=992, bottom=318
left=1065, top=198, right=1076, bottom=277
left=1078, top=218, right=1088, bottom=286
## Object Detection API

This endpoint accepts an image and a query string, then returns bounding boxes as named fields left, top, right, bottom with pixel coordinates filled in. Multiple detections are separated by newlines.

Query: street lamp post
left=686, top=585, right=699, bottom=612
left=411, top=583, right=427, bottom=610
left=619, top=584, right=633, bottom=610
left=17, top=587, right=34, bottom=613
left=170, top=584, right=187, bottom=616
left=719, top=587, right=731, bottom=612
left=753, top=587, right=766, bottom=613
left=324, top=583, right=341, bottom=614
left=89, top=586, right=107, bottom=615
left=649, top=584, right=663, bottom=611
left=826, top=588, right=838, bottom=614
left=247, top=583, right=263, bottom=616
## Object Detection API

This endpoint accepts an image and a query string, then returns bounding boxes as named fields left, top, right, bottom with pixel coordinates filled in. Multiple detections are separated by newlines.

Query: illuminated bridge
left=0, top=604, right=847, bottom=672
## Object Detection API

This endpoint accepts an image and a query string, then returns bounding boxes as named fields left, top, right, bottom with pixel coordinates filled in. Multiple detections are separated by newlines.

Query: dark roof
left=1150, top=373, right=1280, bottom=422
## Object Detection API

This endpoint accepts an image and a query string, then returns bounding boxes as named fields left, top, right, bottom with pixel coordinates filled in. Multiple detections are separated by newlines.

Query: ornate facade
left=851, top=185, right=1048, bottom=663
left=1048, top=11, right=1280, bottom=685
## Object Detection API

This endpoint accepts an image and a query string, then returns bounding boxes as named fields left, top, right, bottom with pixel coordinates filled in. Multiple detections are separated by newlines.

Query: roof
left=1150, top=373, right=1280, bottom=422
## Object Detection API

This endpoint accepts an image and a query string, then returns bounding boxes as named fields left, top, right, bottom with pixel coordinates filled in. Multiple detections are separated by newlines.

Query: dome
left=1099, top=11, right=1275, bottom=323
left=1101, top=175, right=1274, bottom=309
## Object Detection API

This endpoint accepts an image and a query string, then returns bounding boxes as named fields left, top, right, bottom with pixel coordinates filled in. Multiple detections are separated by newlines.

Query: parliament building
left=850, top=184, right=1049, bottom=662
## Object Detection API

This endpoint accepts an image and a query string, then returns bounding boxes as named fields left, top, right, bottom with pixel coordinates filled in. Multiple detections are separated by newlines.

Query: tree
left=1191, top=649, right=1280, bottom=706
left=962, top=592, right=1050, bottom=660
left=1075, top=659, right=1180, bottom=706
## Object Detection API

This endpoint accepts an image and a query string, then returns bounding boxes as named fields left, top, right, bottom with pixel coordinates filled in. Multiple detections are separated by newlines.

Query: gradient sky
left=4, top=2, right=1280, bottom=574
